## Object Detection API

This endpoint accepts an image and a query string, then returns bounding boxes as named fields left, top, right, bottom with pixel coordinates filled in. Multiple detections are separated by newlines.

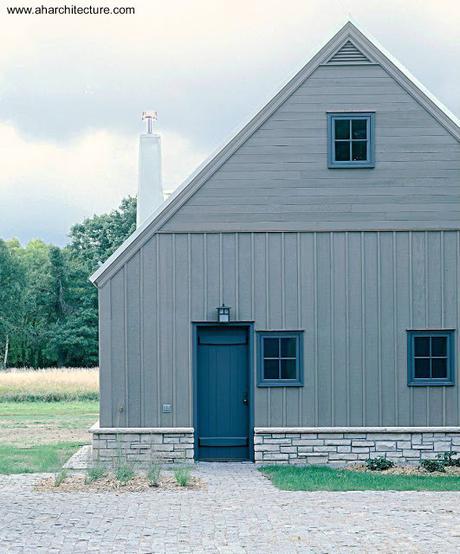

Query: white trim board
left=90, top=19, right=460, bottom=286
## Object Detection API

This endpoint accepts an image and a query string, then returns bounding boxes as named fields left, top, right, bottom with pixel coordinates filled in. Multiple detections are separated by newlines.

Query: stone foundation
left=90, top=425, right=460, bottom=466
left=90, top=425, right=194, bottom=466
left=254, top=427, right=460, bottom=465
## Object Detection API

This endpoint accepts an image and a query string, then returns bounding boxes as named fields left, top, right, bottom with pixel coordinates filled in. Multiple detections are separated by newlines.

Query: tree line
left=0, top=197, right=136, bottom=368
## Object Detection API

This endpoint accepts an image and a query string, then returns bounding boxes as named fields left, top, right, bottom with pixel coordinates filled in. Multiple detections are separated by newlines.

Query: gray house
left=90, top=21, right=460, bottom=465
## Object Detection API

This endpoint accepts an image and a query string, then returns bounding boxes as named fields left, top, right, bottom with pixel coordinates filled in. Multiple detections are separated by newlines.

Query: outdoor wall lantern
left=217, top=304, right=231, bottom=323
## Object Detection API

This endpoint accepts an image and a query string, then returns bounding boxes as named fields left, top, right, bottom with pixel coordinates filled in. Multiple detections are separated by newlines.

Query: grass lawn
left=0, top=400, right=99, bottom=446
left=260, top=465, right=460, bottom=492
left=0, top=442, right=84, bottom=474
left=0, top=400, right=99, bottom=474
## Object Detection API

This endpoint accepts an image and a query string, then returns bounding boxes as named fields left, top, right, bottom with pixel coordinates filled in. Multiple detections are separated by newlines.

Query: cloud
left=0, top=122, right=206, bottom=244
left=0, top=0, right=459, bottom=244
left=2, top=0, right=459, bottom=143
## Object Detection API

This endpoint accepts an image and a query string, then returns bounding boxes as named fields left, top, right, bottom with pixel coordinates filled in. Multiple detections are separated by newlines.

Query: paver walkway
left=1, top=462, right=460, bottom=552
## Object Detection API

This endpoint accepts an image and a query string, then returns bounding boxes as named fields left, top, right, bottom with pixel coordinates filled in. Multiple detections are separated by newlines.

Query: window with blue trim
left=407, top=330, right=455, bottom=386
left=328, top=113, right=375, bottom=168
left=257, top=331, right=303, bottom=387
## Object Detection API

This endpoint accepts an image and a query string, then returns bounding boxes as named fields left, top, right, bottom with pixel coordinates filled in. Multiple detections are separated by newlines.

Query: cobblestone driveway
left=1, top=463, right=460, bottom=553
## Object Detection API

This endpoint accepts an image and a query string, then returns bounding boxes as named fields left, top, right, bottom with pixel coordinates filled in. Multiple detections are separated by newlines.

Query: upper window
left=327, top=113, right=375, bottom=168
left=407, top=330, right=455, bottom=386
left=257, top=331, right=303, bottom=387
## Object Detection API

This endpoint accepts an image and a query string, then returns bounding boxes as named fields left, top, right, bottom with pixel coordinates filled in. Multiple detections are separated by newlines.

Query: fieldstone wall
left=90, top=425, right=194, bottom=466
left=254, top=427, right=460, bottom=465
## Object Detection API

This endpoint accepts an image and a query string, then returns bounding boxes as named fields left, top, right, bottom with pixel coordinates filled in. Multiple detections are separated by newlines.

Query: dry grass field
left=0, top=368, right=99, bottom=402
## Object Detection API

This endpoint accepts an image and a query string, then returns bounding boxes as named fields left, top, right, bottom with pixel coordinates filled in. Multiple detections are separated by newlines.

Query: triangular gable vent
left=327, top=40, right=371, bottom=64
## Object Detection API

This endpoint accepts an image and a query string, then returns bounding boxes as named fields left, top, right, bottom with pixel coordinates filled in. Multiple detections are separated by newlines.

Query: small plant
left=365, top=456, right=395, bottom=471
left=174, top=466, right=191, bottom=487
left=115, top=463, right=135, bottom=484
left=147, top=463, right=161, bottom=487
left=420, top=458, right=446, bottom=473
left=54, top=469, right=67, bottom=487
left=85, top=466, right=107, bottom=484
left=438, top=451, right=460, bottom=467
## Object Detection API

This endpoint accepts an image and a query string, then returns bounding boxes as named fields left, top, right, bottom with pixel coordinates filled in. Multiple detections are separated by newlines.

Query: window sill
left=408, top=380, right=455, bottom=387
left=257, top=381, right=304, bottom=388
left=328, top=162, right=375, bottom=169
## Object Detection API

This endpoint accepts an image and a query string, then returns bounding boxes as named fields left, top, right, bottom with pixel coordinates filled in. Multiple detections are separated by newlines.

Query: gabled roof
left=90, top=19, right=460, bottom=286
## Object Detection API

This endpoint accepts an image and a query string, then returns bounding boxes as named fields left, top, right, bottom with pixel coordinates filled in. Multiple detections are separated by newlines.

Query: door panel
left=197, top=326, right=249, bottom=460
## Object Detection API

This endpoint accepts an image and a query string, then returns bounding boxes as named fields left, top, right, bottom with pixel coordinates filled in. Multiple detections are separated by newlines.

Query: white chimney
left=137, top=111, right=164, bottom=227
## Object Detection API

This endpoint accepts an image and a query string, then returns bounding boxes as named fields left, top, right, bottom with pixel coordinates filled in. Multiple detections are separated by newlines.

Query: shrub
left=365, top=457, right=395, bottom=471
left=115, top=463, right=135, bottom=484
left=420, top=452, right=460, bottom=473
left=174, top=466, right=191, bottom=487
left=147, top=463, right=161, bottom=487
left=85, top=466, right=106, bottom=484
left=438, top=451, right=460, bottom=467
left=54, top=469, right=68, bottom=487
left=420, top=458, right=446, bottom=473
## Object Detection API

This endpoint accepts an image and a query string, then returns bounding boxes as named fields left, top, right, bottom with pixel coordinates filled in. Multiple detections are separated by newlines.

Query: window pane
left=414, top=358, right=430, bottom=379
left=281, top=359, right=297, bottom=380
left=432, top=358, right=447, bottom=379
left=432, top=336, right=447, bottom=357
left=335, top=141, right=350, bottom=161
left=281, top=337, right=296, bottom=358
left=264, top=338, right=279, bottom=358
left=335, top=119, right=350, bottom=139
left=414, top=337, right=430, bottom=357
left=352, top=141, right=367, bottom=161
left=264, top=359, right=279, bottom=380
left=352, top=119, right=367, bottom=139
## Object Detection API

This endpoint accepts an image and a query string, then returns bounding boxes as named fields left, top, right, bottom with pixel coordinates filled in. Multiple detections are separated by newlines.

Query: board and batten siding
left=99, top=230, right=460, bottom=429
left=161, top=64, right=460, bottom=233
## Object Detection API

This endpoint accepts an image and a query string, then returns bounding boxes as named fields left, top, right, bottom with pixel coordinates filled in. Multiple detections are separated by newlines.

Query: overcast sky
left=0, top=0, right=459, bottom=245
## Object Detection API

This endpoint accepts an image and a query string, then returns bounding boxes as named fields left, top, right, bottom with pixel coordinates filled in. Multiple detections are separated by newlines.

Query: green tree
left=0, top=197, right=136, bottom=368
left=69, top=196, right=136, bottom=269
left=0, top=240, right=25, bottom=368
left=43, top=247, right=71, bottom=366
left=58, top=196, right=137, bottom=366
left=10, top=240, right=51, bottom=367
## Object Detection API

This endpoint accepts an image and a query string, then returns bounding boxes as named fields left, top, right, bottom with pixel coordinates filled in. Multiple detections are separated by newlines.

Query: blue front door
left=197, top=326, right=250, bottom=461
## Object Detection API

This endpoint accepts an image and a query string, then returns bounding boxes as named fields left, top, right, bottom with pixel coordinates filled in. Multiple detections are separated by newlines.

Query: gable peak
left=326, top=38, right=372, bottom=64
left=90, top=19, right=460, bottom=286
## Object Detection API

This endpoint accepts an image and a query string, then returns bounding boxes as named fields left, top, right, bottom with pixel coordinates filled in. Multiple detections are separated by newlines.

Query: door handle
left=243, top=394, right=248, bottom=405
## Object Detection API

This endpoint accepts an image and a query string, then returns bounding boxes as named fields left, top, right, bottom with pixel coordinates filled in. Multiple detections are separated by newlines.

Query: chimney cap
left=142, top=111, right=158, bottom=134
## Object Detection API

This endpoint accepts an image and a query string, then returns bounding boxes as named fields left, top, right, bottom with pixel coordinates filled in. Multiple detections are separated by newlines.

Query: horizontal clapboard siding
left=99, top=231, right=460, bottom=428
left=161, top=64, right=460, bottom=233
